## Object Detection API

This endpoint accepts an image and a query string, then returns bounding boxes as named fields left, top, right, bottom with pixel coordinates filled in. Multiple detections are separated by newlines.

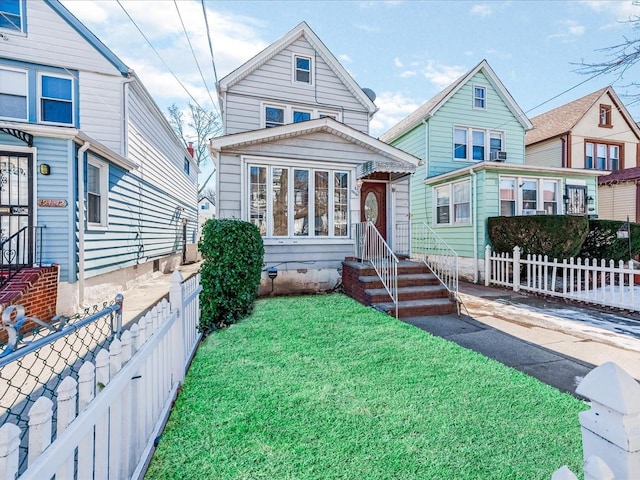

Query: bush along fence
left=0, top=270, right=202, bottom=479
left=485, top=245, right=640, bottom=311
left=552, top=361, right=640, bottom=480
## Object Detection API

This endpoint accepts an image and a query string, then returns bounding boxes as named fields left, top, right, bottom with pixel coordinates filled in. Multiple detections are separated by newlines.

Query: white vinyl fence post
left=513, top=246, right=521, bottom=292
left=0, top=423, right=21, bottom=479
left=575, top=362, right=640, bottom=480
left=169, top=270, right=186, bottom=383
left=484, top=245, right=491, bottom=286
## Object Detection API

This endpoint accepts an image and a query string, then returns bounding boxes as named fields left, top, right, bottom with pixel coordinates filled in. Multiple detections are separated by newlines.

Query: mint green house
left=380, top=60, right=602, bottom=282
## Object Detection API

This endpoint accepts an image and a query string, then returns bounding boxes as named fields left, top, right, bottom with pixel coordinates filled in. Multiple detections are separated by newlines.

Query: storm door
left=565, top=185, right=587, bottom=216
left=0, top=152, right=33, bottom=267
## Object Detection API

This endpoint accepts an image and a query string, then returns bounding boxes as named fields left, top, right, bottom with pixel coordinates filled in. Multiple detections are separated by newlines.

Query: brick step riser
left=367, top=289, right=449, bottom=303
left=352, top=266, right=434, bottom=277
left=378, top=303, right=458, bottom=318
left=359, top=278, right=441, bottom=290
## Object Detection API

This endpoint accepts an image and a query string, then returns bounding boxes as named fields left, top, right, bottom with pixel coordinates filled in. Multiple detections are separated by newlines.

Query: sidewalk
left=402, top=281, right=640, bottom=397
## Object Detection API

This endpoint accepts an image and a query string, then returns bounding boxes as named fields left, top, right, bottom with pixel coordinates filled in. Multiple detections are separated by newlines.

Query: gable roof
left=380, top=59, right=533, bottom=143
left=526, top=86, right=640, bottom=146
left=598, top=166, right=640, bottom=184
left=209, top=117, right=418, bottom=175
left=45, top=0, right=130, bottom=75
left=217, top=22, right=377, bottom=114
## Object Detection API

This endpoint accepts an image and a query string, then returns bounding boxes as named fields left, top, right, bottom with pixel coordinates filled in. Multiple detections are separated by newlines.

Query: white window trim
left=453, top=126, right=504, bottom=162
left=499, top=175, right=562, bottom=216
left=0, top=0, right=25, bottom=35
left=260, top=101, right=341, bottom=128
left=86, top=155, right=109, bottom=230
left=242, top=155, right=352, bottom=241
left=433, top=179, right=471, bottom=226
left=0, top=65, right=28, bottom=121
left=37, top=71, right=74, bottom=126
left=473, top=84, right=487, bottom=110
left=292, top=53, right=313, bottom=86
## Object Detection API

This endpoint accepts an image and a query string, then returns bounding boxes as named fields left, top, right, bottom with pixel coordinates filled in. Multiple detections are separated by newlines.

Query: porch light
left=587, top=195, right=594, bottom=205
left=563, top=195, right=570, bottom=205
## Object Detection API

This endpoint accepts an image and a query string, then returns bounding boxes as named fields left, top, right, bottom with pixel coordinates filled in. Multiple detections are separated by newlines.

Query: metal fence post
left=114, top=293, right=124, bottom=338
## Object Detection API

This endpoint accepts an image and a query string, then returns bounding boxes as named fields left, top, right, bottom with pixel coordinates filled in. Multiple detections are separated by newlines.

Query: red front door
left=360, top=182, right=387, bottom=240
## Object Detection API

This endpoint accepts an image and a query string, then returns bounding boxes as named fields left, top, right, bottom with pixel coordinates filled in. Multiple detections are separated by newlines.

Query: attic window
left=294, top=55, right=312, bottom=84
left=473, top=85, right=486, bottom=109
left=0, top=0, right=23, bottom=32
left=599, top=104, right=612, bottom=128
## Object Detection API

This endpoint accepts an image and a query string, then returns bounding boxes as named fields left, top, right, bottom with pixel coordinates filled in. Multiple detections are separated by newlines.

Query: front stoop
left=341, top=259, right=457, bottom=318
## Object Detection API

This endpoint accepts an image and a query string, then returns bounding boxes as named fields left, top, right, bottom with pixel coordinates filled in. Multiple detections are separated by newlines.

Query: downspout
left=469, top=167, right=478, bottom=283
left=77, top=141, right=91, bottom=305
left=121, top=75, right=135, bottom=157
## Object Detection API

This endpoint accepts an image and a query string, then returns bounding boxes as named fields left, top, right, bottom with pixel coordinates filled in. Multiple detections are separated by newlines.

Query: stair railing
left=410, top=221, right=459, bottom=311
left=353, top=221, right=399, bottom=318
left=1, top=226, right=45, bottom=289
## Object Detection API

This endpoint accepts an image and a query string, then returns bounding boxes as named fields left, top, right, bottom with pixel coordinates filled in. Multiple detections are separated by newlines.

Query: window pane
left=521, top=180, right=537, bottom=210
left=250, top=166, right=267, bottom=236
left=0, top=69, right=27, bottom=120
left=293, top=110, right=311, bottom=123
left=490, top=133, right=502, bottom=153
left=585, top=142, right=594, bottom=169
left=499, top=178, right=516, bottom=216
left=272, top=168, right=288, bottom=236
left=42, top=76, right=72, bottom=101
left=295, top=56, right=311, bottom=83
left=294, top=169, right=308, bottom=236
left=0, top=0, right=21, bottom=30
left=87, top=163, right=101, bottom=224
left=596, top=144, right=606, bottom=170
left=42, top=99, right=72, bottom=124
left=87, top=193, right=101, bottom=223
left=0, top=94, right=27, bottom=119
left=454, top=129, right=467, bottom=159
left=472, top=130, right=485, bottom=160
left=543, top=181, right=557, bottom=214
left=436, top=187, right=450, bottom=224
left=314, top=171, right=329, bottom=236
left=333, top=172, right=348, bottom=236
left=474, top=86, right=485, bottom=108
left=265, top=107, right=284, bottom=127
left=609, top=145, right=619, bottom=170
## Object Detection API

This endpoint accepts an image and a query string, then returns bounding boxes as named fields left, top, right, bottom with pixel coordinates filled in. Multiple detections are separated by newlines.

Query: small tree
left=198, top=219, right=264, bottom=333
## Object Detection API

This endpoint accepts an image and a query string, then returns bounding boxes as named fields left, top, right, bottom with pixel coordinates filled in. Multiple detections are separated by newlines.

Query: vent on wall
left=490, top=151, right=507, bottom=161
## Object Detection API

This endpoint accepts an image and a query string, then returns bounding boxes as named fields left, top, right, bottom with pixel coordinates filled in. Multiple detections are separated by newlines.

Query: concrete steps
left=341, top=258, right=458, bottom=318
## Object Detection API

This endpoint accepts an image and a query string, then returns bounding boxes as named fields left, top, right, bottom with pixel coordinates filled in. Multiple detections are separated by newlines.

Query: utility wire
left=201, top=0, right=219, bottom=86
left=173, top=0, right=219, bottom=114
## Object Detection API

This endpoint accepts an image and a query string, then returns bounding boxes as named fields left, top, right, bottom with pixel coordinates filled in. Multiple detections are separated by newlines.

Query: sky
left=59, top=0, right=640, bottom=186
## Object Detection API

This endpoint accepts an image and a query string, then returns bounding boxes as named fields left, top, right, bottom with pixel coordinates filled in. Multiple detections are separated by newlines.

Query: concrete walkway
left=402, top=281, right=640, bottom=397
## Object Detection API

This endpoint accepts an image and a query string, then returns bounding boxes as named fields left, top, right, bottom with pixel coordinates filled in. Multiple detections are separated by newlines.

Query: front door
left=0, top=152, right=32, bottom=266
left=360, top=182, right=387, bottom=240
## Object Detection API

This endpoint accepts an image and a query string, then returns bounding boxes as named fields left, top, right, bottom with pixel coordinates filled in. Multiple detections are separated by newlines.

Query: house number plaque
left=38, top=199, right=68, bottom=208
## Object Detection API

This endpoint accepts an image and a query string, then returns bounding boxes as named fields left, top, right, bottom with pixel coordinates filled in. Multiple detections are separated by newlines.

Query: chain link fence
left=0, top=297, right=123, bottom=474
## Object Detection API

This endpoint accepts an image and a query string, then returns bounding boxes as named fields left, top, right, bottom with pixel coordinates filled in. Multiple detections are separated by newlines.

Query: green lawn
left=146, top=294, right=586, bottom=480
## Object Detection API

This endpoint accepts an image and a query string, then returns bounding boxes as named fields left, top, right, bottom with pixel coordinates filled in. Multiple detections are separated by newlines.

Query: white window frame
left=86, top=155, right=109, bottom=230
left=473, top=84, right=487, bottom=110
left=453, top=126, right=504, bottom=162
left=0, top=0, right=25, bottom=34
left=292, top=54, right=313, bottom=85
left=498, top=175, right=562, bottom=216
left=261, top=102, right=341, bottom=128
left=245, top=158, right=350, bottom=241
left=292, top=108, right=312, bottom=123
left=434, top=179, right=471, bottom=226
left=0, top=65, right=28, bottom=121
left=37, top=71, right=74, bottom=126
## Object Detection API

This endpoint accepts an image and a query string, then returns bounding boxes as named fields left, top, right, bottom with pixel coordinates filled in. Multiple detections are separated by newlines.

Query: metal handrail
left=353, top=221, right=399, bottom=318
left=410, top=221, right=459, bottom=308
left=0, top=226, right=45, bottom=289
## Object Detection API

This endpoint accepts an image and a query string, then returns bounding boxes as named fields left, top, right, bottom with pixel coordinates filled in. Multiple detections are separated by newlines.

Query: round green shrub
left=198, top=219, right=264, bottom=333
left=487, top=215, right=589, bottom=259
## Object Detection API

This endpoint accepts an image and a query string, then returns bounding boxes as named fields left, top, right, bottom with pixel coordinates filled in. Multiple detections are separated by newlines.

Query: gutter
left=77, top=141, right=91, bottom=305
left=469, top=167, right=478, bottom=284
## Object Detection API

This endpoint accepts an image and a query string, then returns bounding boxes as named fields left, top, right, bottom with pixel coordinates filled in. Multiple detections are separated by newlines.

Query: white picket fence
left=485, top=245, right=640, bottom=311
left=552, top=361, right=640, bottom=480
left=0, top=270, right=202, bottom=479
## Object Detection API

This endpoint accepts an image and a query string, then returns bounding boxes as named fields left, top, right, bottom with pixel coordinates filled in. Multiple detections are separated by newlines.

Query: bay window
left=249, top=163, right=349, bottom=238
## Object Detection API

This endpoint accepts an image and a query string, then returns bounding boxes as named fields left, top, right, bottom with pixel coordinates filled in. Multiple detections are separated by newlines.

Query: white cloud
left=339, top=54, right=352, bottom=63
left=355, top=23, right=380, bottom=33
left=370, top=91, right=421, bottom=137
left=399, top=70, right=418, bottom=78
left=394, top=57, right=404, bottom=68
left=470, top=4, right=493, bottom=17
left=547, top=19, right=585, bottom=41
left=421, top=61, right=467, bottom=89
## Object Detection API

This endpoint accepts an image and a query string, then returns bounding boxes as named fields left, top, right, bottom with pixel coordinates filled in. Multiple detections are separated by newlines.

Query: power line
left=201, top=0, right=219, bottom=86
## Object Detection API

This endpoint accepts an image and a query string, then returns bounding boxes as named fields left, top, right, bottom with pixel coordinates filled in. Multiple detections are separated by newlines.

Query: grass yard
left=146, top=294, right=587, bottom=479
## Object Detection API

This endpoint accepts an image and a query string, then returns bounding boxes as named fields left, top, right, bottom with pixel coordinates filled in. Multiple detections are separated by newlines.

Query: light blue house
left=381, top=60, right=602, bottom=281
left=0, top=0, right=198, bottom=313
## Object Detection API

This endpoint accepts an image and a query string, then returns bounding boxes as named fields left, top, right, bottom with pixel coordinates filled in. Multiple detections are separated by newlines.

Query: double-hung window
left=0, top=66, right=27, bottom=120
left=454, top=126, right=503, bottom=162
left=39, top=73, right=73, bottom=125
left=0, top=0, right=23, bottom=32
left=294, top=55, right=312, bottom=84
left=435, top=180, right=471, bottom=225
left=263, top=103, right=340, bottom=128
left=599, top=104, right=612, bottom=127
left=87, top=155, right=109, bottom=229
left=499, top=176, right=561, bottom=216
left=265, top=105, right=285, bottom=128
left=585, top=141, right=621, bottom=171
left=473, top=85, right=486, bottom=109
left=249, top=163, right=348, bottom=238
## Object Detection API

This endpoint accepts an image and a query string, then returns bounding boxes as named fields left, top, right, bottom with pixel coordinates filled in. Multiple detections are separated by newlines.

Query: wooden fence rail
left=0, top=270, right=201, bottom=479
left=485, top=245, right=640, bottom=311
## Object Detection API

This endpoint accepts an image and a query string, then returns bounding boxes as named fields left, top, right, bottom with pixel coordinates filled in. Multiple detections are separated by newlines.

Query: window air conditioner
left=490, top=151, right=507, bottom=161
left=522, top=209, right=537, bottom=216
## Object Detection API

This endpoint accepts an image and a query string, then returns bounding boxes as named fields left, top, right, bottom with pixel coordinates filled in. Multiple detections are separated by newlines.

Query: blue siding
left=83, top=160, right=197, bottom=277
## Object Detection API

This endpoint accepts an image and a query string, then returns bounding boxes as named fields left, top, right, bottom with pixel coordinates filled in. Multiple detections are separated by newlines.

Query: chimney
left=187, top=142, right=195, bottom=158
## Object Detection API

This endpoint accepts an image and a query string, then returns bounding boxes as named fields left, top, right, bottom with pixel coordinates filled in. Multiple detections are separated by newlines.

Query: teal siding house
left=381, top=60, right=601, bottom=281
